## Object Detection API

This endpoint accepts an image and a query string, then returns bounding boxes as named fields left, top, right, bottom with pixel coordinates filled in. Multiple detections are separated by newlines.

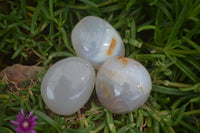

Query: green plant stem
left=184, top=109, right=200, bottom=116
left=143, top=42, right=164, bottom=52
left=168, top=49, right=199, bottom=55
left=143, top=43, right=199, bottom=55
left=154, top=80, right=193, bottom=88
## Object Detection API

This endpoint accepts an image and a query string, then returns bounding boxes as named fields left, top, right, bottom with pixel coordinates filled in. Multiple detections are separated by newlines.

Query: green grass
left=0, top=0, right=200, bottom=132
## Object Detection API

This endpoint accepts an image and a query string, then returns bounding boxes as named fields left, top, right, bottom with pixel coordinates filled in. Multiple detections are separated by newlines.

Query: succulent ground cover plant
left=0, top=0, right=200, bottom=132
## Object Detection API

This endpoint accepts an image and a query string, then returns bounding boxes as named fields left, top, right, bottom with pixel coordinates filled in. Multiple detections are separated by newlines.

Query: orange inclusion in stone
left=107, top=38, right=117, bottom=55
left=118, top=57, right=128, bottom=65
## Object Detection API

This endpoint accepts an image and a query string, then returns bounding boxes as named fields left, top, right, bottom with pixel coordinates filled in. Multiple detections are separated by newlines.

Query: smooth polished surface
left=96, top=57, right=152, bottom=114
left=41, top=57, right=95, bottom=115
left=71, top=16, right=125, bottom=69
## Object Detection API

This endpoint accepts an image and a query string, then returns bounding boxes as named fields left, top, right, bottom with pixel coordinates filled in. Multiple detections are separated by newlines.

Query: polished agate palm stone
left=41, top=57, right=95, bottom=115
left=71, top=16, right=125, bottom=69
left=96, top=57, right=152, bottom=114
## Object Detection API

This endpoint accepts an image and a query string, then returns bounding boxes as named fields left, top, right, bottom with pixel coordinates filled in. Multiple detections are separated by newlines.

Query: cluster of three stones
left=41, top=16, right=152, bottom=115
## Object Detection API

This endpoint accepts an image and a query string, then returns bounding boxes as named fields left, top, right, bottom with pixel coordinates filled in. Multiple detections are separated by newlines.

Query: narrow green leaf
left=11, top=45, right=24, bottom=59
left=8, top=22, right=22, bottom=29
left=175, top=58, right=199, bottom=83
left=171, top=94, right=198, bottom=109
left=136, top=109, right=143, bottom=127
left=101, top=4, right=123, bottom=13
left=60, top=27, right=75, bottom=55
left=137, top=25, right=160, bottom=33
left=126, top=0, right=136, bottom=11
left=189, top=2, right=200, bottom=18
left=20, top=0, right=27, bottom=18
left=153, top=119, right=159, bottom=133
left=104, top=125, right=109, bottom=133
left=49, top=0, right=54, bottom=18
left=184, top=57, right=200, bottom=72
left=0, top=14, right=23, bottom=21
left=117, top=123, right=135, bottom=133
left=31, top=0, right=47, bottom=33
left=166, top=0, right=188, bottom=46
left=184, top=109, right=200, bottom=116
left=90, top=121, right=105, bottom=133
left=106, top=110, right=116, bottom=133
left=172, top=104, right=187, bottom=125
left=155, top=1, right=173, bottom=23
left=41, top=6, right=50, bottom=18
left=182, top=36, right=200, bottom=54
left=152, top=84, right=194, bottom=96
left=44, top=51, right=74, bottom=66
left=34, top=110, right=59, bottom=131
left=135, top=54, right=165, bottom=60
left=189, top=96, right=200, bottom=103
left=131, top=18, right=136, bottom=39
left=165, top=51, right=186, bottom=58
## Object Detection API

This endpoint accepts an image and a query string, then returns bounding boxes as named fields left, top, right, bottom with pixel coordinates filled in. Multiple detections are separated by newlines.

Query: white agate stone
left=71, top=16, right=125, bottom=69
left=96, top=57, right=152, bottom=114
left=41, top=57, right=95, bottom=115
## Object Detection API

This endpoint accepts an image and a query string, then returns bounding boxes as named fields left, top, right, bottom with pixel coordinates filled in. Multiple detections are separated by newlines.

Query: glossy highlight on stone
left=95, top=57, right=152, bottom=114
left=71, top=16, right=125, bottom=69
left=41, top=57, right=95, bottom=115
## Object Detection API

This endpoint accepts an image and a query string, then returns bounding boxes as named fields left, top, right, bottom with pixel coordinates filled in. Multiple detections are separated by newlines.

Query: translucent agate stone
left=96, top=57, right=152, bottom=114
left=71, top=16, right=125, bottom=69
left=41, top=57, right=95, bottom=115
